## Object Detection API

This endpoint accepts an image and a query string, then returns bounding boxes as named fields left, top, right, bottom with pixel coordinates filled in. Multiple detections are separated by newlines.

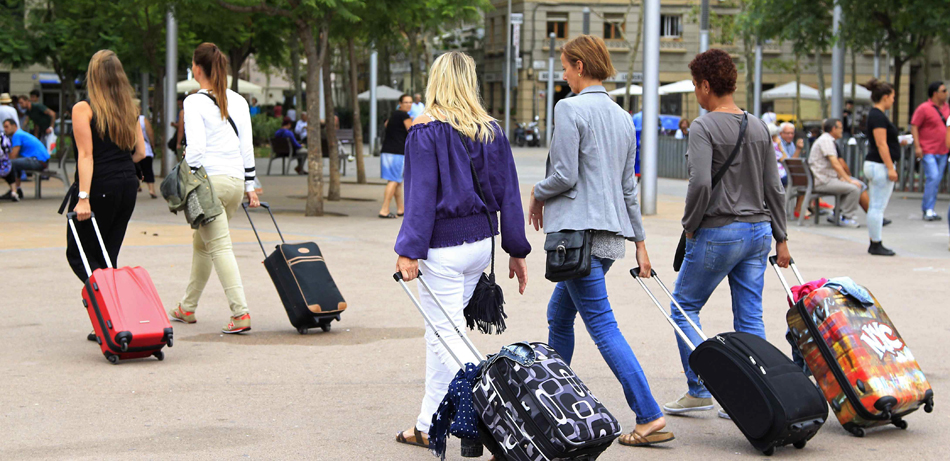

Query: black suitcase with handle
left=243, top=203, right=346, bottom=333
left=631, top=268, right=827, bottom=456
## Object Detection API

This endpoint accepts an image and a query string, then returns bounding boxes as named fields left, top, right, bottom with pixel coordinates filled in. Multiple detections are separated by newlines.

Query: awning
left=177, top=77, right=264, bottom=97
left=824, top=85, right=871, bottom=103
left=762, top=82, right=820, bottom=102
left=658, top=79, right=695, bottom=95
left=357, top=85, right=405, bottom=101
left=607, top=84, right=643, bottom=97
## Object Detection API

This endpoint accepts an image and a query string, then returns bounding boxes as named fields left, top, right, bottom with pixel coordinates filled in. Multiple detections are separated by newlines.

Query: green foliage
left=251, top=113, right=282, bottom=145
left=0, top=0, right=31, bottom=68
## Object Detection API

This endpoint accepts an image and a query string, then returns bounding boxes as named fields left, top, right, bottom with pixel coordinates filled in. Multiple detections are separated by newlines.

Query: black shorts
left=138, top=157, right=155, bottom=183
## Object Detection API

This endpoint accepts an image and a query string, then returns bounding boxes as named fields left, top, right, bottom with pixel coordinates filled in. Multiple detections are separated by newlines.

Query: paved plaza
left=1, top=148, right=947, bottom=460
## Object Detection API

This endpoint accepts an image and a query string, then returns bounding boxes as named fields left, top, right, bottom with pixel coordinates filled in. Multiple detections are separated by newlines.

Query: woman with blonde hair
left=527, top=35, right=673, bottom=447
left=394, top=51, right=530, bottom=448
left=66, top=50, right=147, bottom=283
left=168, top=42, right=259, bottom=334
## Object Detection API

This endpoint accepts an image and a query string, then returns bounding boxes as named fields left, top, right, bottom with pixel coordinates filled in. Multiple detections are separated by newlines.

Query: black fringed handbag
left=456, top=131, right=507, bottom=335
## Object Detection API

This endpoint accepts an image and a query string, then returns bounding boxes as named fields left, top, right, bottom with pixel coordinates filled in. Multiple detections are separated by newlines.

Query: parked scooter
left=513, top=123, right=527, bottom=147
left=525, top=115, right=541, bottom=147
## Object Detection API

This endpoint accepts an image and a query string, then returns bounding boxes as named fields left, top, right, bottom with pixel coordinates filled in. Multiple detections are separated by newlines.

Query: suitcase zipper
left=794, top=300, right=888, bottom=422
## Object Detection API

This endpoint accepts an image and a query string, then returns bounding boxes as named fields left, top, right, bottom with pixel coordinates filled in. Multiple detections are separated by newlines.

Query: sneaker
left=169, top=305, right=197, bottom=324
left=16, top=188, right=23, bottom=199
left=718, top=409, right=731, bottom=420
left=924, top=210, right=942, bottom=221
left=223, top=313, right=251, bottom=334
left=663, top=393, right=714, bottom=414
left=837, top=216, right=861, bottom=228
left=10, top=193, right=20, bottom=203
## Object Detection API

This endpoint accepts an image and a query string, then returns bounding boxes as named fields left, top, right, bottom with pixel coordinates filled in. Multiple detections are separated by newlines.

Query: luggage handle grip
left=392, top=271, right=484, bottom=367
left=629, top=268, right=704, bottom=350
left=66, top=211, right=112, bottom=278
left=242, top=201, right=285, bottom=258
left=768, top=255, right=805, bottom=301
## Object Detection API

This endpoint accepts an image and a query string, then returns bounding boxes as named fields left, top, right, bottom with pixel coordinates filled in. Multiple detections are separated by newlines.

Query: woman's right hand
left=397, top=256, right=419, bottom=282
left=887, top=167, right=898, bottom=182
left=75, top=199, right=91, bottom=221
left=509, top=257, right=527, bottom=294
left=528, top=187, right=544, bottom=231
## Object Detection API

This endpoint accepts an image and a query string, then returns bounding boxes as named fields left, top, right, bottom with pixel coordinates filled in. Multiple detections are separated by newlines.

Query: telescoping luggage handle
left=393, top=271, right=486, bottom=368
left=629, top=267, right=706, bottom=352
left=66, top=212, right=113, bottom=278
left=767, top=256, right=805, bottom=301
left=241, top=202, right=286, bottom=258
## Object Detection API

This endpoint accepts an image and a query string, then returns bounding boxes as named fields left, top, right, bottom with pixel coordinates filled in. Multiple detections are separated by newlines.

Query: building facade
left=482, top=0, right=913, bottom=132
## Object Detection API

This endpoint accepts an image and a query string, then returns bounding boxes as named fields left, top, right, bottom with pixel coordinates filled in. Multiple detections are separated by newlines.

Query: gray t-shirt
left=683, top=112, right=787, bottom=241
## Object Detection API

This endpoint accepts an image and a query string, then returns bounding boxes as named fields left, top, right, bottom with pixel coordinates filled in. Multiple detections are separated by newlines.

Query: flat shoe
left=395, top=428, right=428, bottom=448
left=618, top=430, right=675, bottom=447
left=378, top=213, right=397, bottom=219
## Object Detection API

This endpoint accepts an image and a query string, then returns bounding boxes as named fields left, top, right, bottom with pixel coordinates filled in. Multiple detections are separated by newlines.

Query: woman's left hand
left=528, top=187, right=544, bottom=231
left=775, top=240, right=791, bottom=268
left=509, top=257, right=527, bottom=294
left=635, top=242, right=652, bottom=278
left=246, top=190, right=260, bottom=208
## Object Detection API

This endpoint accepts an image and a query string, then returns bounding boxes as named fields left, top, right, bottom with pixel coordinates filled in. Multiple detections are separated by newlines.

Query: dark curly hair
left=688, top=49, right=737, bottom=97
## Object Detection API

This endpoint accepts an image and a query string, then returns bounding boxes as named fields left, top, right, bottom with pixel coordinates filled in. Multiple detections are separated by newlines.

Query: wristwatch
left=78, top=191, right=89, bottom=200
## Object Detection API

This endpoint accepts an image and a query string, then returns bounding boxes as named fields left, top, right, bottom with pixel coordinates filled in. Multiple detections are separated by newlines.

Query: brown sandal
left=395, top=428, right=429, bottom=448
left=618, top=430, right=675, bottom=447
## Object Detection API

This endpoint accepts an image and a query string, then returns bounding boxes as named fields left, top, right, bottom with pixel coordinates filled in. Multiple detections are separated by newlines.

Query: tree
left=217, top=0, right=358, bottom=217
left=0, top=1, right=32, bottom=69
left=839, top=0, right=950, bottom=125
left=347, top=37, right=366, bottom=184
left=594, top=2, right=642, bottom=112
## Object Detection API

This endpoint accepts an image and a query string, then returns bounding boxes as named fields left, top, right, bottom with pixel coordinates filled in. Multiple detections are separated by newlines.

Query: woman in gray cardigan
left=528, top=35, right=672, bottom=448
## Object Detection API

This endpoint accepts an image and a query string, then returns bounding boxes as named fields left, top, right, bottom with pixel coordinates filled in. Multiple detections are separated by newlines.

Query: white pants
left=415, top=238, right=491, bottom=433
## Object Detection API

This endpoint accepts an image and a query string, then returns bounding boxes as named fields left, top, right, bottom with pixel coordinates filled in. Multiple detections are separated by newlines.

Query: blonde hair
left=424, top=51, right=496, bottom=143
left=86, top=50, right=138, bottom=151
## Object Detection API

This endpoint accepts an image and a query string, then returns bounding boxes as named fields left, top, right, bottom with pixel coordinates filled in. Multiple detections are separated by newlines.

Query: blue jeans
left=670, top=222, right=771, bottom=398
left=864, top=161, right=894, bottom=242
left=921, top=154, right=948, bottom=213
left=546, top=257, right=663, bottom=424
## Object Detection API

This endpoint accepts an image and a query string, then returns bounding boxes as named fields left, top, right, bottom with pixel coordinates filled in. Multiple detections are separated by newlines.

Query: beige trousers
left=180, top=175, right=248, bottom=317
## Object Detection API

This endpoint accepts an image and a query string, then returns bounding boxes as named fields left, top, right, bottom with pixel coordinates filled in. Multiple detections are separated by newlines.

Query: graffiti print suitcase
left=770, top=257, right=934, bottom=437
left=394, top=272, right=621, bottom=461
left=632, top=268, right=827, bottom=456
left=244, top=203, right=346, bottom=334
left=68, top=213, right=173, bottom=364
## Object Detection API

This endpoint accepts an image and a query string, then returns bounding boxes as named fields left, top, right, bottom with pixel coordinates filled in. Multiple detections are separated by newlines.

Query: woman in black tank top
left=64, top=51, right=146, bottom=285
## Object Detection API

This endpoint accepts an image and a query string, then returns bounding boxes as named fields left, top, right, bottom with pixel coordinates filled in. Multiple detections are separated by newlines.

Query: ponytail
left=193, top=42, right=230, bottom=119
left=865, top=78, right=893, bottom=104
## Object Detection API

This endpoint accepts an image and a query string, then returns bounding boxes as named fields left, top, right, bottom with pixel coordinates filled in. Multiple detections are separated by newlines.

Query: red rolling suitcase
left=770, top=257, right=934, bottom=437
left=68, top=212, right=173, bottom=364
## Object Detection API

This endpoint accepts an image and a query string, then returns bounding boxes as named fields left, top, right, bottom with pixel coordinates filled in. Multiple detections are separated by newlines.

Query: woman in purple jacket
left=393, top=51, right=530, bottom=449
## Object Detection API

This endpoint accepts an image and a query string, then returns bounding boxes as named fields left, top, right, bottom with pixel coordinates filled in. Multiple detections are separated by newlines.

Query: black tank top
left=72, top=112, right=137, bottom=186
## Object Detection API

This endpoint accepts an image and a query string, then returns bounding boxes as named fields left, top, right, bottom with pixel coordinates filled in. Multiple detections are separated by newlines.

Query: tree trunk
left=302, top=22, right=328, bottom=216
left=290, top=37, right=303, bottom=115
left=381, top=43, right=392, bottom=87
left=153, top=65, right=166, bottom=177
left=815, top=51, right=827, bottom=119
left=625, top=0, right=644, bottom=112
left=744, top=41, right=755, bottom=110
left=324, top=47, right=341, bottom=201
left=942, top=43, right=950, bottom=81
left=348, top=37, right=366, bottom=184
left=850, top=48, right=857, bottom=133
left=407, top=30, right=422, bottom=93
left=230, top=53, right=242, bottom=92
left=795, top=54, right=801, bottom=128
left=892, top=57, right=905, bottom=126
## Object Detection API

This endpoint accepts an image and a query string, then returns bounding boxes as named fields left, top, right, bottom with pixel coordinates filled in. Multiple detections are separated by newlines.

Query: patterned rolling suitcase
left=394, top=272, right=621, bottom=461
left=770, top=257, right=934, bottom=437
left=68, top=212, right=173, bottom=364
left=632, top=268, right=827, bottom=456
left=243, top=203, right=346, bottom=334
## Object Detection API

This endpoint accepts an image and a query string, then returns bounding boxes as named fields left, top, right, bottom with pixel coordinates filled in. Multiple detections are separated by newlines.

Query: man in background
left=2, top=118, right=50, bottom=201
left=0, top=94, right=20, bottom=129
left=408, top=93, right=425, bottom=120
left=910, top=81, right=949, bottom=221
left=779, top=122, right=797, bottom=158
left=19, top=91, right=56, bottom=143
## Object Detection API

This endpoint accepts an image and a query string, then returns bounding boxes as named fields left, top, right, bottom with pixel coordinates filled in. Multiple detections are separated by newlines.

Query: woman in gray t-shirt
left=661, top=49, right=793, bottom=417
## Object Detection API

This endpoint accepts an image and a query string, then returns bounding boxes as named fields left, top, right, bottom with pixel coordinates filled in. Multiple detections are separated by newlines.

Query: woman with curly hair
left=661, top=49, right=791, bottom=418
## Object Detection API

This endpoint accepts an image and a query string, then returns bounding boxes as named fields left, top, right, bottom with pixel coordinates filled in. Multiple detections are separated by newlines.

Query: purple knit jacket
left=394, top=120, right=531, bottom=260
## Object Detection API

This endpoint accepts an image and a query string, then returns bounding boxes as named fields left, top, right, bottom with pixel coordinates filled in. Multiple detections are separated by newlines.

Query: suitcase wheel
left=892, top=418, right=908, bottom=430
left=153, top=351, right=165, bottom=361
left=848, top=426, right=865, bottom=437
left=105, top=353, right=119, bottom=365
left=297, top=327, right=308, bottom=335
left=762, top=446, right=775, bottom=456
left=793, top=440, right=806, bottom=449
left=321, top=323, right=331, bottom=333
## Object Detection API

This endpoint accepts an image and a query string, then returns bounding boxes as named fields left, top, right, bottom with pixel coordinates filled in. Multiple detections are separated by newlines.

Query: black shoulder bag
left=456, top=131, right=507, bottom=335
left=673, top=111, right=748, bottom=272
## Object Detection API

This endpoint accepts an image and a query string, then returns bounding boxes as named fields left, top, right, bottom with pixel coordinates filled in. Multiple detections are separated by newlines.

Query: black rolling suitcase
left=243, top=202, right=346, bottom=333
left=631, top=268, right=827, bottom=456
left=394, top=271, right=621, bottom=461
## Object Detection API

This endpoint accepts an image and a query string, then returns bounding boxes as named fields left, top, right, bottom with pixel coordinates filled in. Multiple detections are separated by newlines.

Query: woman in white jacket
left=169, top=42, right=260, bottom=334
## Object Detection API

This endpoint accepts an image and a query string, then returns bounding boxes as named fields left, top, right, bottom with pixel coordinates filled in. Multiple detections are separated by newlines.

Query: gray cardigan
left=534, top=86, right=645, bottom=241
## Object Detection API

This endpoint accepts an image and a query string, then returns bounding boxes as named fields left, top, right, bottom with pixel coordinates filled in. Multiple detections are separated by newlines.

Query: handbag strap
left=933, top=103, right=947, bottom=125
left=455, top=130, right=496, bottom=276
left=710, top=111, right=749, bottom=190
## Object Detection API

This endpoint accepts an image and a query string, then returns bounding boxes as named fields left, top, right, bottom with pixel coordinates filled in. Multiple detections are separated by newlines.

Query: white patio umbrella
left=761, top=82, right=820, bottom=101
left=177, top=76, right=263, bottom=97
left=357, top=85, right=405, bottom=101
left=824, top=85, right=871, bottom=103
left=658, top=79, right=695, bottom=95
left=607, top=84, right=643, bottom=97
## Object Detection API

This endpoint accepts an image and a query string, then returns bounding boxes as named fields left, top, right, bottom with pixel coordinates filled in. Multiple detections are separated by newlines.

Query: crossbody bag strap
left=710, top=111, right=749, bottom=190
left=455, top=130, right=496, bottom=276
left=932, top=103, right=947, bottom=125
left=194, top=92, right=239, bottom=137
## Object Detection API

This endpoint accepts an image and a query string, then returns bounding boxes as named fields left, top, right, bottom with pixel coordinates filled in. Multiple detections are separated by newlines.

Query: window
left=547, top=13, right=568, bottom=39
left=660, top=15, right=681, bottom=38
left=488, top=17, right=495, bottom=49
left=603, top=13, right=625, bottom=40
